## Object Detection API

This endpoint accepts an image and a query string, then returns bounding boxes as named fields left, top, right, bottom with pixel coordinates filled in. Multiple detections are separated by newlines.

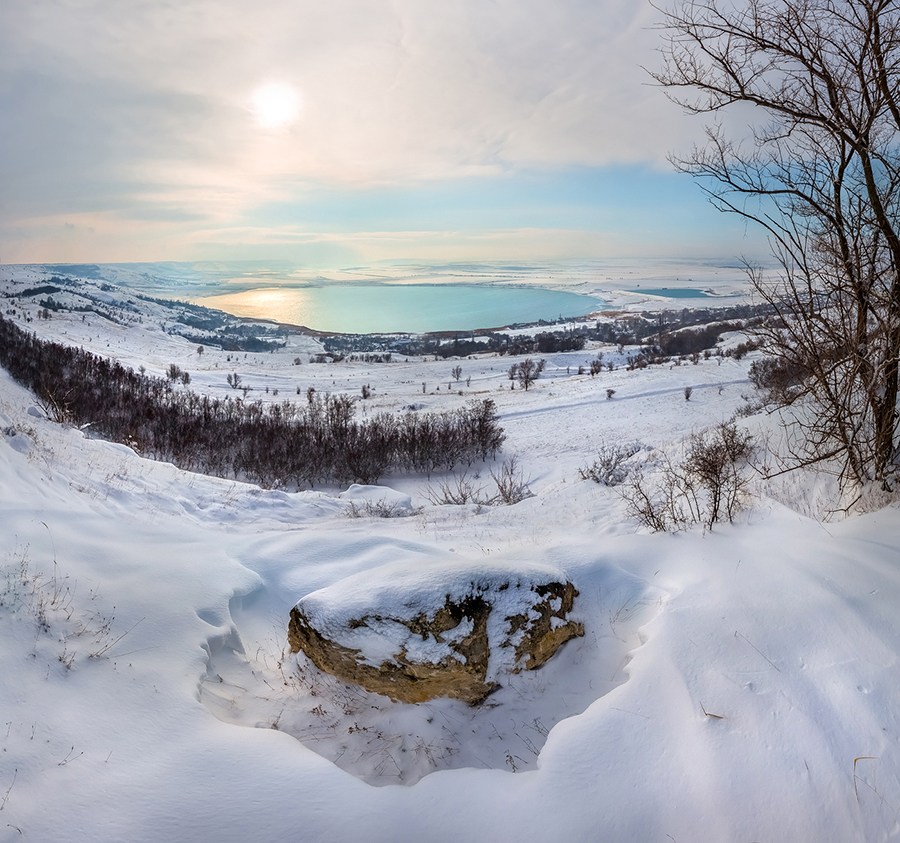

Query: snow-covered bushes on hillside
left=0, top=314, right=505, bottom=488
left=423, top=456, right=532, bottom=507
left=623, top=422, right=754, bottom=531
left=579, top=442, right=643, bottom=486
left=341, top=485, right=419, bottom=518
left=748, top=355, right=809, bottom=404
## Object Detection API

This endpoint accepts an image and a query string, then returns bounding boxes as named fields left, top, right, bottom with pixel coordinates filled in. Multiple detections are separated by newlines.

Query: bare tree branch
left=655, top=0, right=900, bottom=489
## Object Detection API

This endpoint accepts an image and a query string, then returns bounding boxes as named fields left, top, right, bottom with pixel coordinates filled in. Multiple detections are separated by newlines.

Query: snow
left=1, top=266, right=900, bottom=840
left=294, top=556, right=577, bottom=672
left=338, top=483, right=416, bottom=516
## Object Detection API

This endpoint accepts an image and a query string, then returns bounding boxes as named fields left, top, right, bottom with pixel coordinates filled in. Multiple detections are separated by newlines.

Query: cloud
left=4, top=1, right=684, bottom=180
left=0, top=0, right=751, bottom=262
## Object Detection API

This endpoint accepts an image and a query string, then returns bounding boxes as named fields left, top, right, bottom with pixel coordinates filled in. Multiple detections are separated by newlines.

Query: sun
left=252, top=82, right=301, bottom=129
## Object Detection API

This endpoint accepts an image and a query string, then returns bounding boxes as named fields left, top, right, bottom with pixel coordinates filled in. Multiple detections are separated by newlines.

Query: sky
left=0, top=0, right=769, bottom=266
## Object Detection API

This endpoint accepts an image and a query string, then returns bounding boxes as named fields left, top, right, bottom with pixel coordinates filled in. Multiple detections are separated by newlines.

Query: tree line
left=0, top=315, right=505, bottom=488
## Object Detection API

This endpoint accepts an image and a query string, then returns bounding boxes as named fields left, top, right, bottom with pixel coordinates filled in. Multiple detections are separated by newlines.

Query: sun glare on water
left=252, top=82, right=301, bottom=128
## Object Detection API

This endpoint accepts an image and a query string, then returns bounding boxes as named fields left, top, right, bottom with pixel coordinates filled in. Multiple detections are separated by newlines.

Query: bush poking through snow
left=35, top=388, right=74, bottom=424
left=685, top=422, right=753, bottom=525
left=425, top=457, right=533, bottom=507
left=622, top=422, right=754, bottom=531
left=748, top=355, right=809, bottom=405
left=1, top=548, right=139, bottom=669
left=423, top=473, right=491, bottom=506
left=490, top=455, right=533, bottom=505
left=345, top=499, right=419, bottom=518
left=579, top=442, right=642, bottom=486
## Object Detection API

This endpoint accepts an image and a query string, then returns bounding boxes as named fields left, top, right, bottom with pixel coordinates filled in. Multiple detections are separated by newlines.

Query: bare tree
left=509, top=358, right=546, bottom=391
left=653, top=0, right=900, bottom=489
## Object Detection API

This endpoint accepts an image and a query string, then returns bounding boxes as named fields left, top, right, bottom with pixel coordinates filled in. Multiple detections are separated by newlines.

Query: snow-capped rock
left=288, top=558, right=584, bottom=704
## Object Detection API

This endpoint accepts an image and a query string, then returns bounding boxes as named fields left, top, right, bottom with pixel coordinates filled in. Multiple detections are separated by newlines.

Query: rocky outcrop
left=504, top=581, right=581, bottom=670
left=287, top=560, right=583, bottom=705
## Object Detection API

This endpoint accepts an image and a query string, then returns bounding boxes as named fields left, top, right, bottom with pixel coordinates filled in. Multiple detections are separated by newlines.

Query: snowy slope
left=1, top=270, right=899, bottom=842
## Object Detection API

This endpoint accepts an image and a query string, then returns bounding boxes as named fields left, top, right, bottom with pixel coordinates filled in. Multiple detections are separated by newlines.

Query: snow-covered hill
left=1, top=268, right=899, bottom=842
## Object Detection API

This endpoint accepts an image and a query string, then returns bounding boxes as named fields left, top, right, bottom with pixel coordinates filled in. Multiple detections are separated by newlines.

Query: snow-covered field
left=2, top=266, right=900, bottom=842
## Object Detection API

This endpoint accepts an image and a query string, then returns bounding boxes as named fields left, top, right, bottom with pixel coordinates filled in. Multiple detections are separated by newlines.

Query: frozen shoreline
left=1, top=258, right=756, bottom=333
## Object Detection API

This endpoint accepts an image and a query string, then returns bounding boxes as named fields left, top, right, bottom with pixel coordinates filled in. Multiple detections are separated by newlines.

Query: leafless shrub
left=35, top=388, right=74, bottom=424
left=424, top=456, right=533, bottom=506
left=423, top=472, right=491, bottom=506
left=748, top=356, right=809, bottom=405
left=345, top=499, right=419, bottom=518
left=621, top=458, right=695, bottom=532
left=732, top=397, right=767, bottom=419
left=622, top=422, right=754, bottom=531
left=579, top=442, right=642, bottom=486
left=490, top=455, right=533, bottom=504
left=684, top=422, right=753, bottom=526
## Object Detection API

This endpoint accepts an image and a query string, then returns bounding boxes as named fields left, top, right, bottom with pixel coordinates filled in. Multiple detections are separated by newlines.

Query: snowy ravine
left=2, top=270, right=900, bottom=842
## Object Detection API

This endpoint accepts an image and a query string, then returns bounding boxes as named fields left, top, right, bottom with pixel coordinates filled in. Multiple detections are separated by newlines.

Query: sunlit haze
left=253, top=82, right=301, bottom=129
left=1, top=1, right=768, bottom=265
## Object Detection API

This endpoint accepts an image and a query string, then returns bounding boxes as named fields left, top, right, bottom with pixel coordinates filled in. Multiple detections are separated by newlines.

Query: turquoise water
left=192, top=284, right=607, bottom=334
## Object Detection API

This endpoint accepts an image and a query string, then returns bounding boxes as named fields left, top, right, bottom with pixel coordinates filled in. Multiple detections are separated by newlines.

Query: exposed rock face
left=287, top=560, right=584, bottom=705
left=505, top=581, right=581, bottom=670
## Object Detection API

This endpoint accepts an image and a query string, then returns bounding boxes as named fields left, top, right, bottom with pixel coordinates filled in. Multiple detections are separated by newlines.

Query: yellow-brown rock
left=287, top=559, right=583, bottom=705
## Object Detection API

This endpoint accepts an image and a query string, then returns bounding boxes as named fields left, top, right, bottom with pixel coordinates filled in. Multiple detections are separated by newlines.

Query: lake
left=190, top=284, right=607, bottom=334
